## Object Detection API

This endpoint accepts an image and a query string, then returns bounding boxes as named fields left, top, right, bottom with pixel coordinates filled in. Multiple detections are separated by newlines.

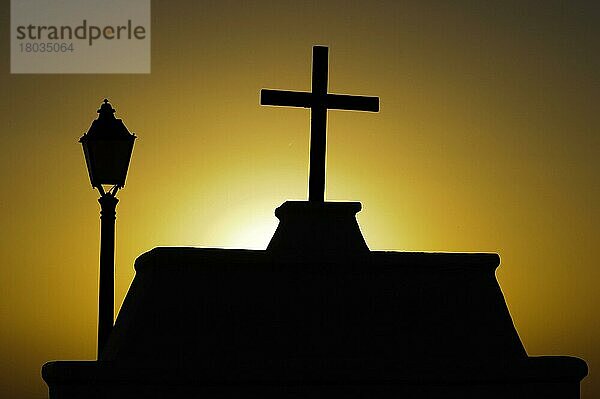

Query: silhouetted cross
left=261, top=46, right=379, bottom=202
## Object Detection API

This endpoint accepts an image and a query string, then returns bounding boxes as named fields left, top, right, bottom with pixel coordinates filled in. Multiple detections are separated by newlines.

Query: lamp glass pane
left=84, top=138, right=134, bottom=187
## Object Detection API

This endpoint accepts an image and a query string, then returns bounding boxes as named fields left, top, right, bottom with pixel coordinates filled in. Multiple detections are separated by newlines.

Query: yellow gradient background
left=1, top=1, right=598, bottom=398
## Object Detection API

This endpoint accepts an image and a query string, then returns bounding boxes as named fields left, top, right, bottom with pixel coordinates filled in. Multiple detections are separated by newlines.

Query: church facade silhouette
left=43, top=46, right=587, bottom=398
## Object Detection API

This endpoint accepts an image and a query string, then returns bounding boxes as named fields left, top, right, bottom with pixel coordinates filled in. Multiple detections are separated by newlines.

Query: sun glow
left=224, top=218, right=278, bottom=250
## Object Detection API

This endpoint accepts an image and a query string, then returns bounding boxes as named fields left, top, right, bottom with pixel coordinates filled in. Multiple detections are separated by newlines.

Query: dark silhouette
left=79, top=99, right=136, bottom=357
left=267, top=201, right=368, bottom=258
left=96, top=193, right=118, bottom=355
left=42, top=47, right=587, bottom=398
left=261, top=45, right=378, bottom=202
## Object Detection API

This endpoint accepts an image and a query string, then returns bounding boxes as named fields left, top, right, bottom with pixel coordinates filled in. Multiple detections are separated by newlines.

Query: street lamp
left=79, top=99, right=136, bottom=357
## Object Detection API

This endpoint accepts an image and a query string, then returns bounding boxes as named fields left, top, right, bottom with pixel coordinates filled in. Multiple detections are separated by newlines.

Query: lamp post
left=80, top=99, right=136, bottom=357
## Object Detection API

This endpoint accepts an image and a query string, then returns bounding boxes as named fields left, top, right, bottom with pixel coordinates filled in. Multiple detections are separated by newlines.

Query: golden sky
left=1, top=1, right=599, bottom=397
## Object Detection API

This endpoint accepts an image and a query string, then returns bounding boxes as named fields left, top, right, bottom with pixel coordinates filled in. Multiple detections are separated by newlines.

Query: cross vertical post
left=309, top=46, right=328, bottom=202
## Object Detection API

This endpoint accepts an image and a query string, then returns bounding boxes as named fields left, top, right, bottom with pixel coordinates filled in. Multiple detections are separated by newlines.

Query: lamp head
left=80, top=99, right=136, bottom=190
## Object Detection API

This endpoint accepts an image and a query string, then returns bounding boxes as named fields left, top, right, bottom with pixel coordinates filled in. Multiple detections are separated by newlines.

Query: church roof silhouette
left=43, top=46, right=587, bottom=399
